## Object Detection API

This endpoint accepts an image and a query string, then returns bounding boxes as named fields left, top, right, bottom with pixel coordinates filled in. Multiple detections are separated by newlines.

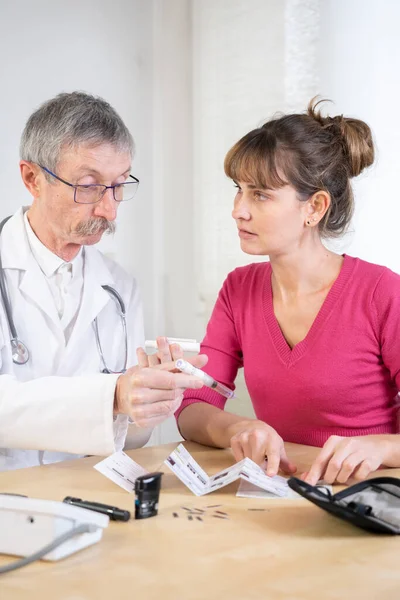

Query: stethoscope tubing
left=0, top=216, right=19, bottom=340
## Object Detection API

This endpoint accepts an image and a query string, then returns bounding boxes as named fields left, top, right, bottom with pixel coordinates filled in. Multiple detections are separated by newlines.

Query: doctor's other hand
left=114, top=353, right=208, bottom=428
left=229, top=420, right=297, bottom=477
left=302, top=435, right=393, bottom=486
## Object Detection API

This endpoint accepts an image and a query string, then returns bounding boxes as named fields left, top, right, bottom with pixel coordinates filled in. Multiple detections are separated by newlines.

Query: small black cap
left=134, top=472, right=163, bottom=493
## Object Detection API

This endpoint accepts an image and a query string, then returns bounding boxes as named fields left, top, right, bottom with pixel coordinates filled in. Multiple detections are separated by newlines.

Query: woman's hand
left=303, top=435, right=393, bottom=485
left=136, top=336, right=185, bottom=367
left=229, top=420, right=297, bottom=477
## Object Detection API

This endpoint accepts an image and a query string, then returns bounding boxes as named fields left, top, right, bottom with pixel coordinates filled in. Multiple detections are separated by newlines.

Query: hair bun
left=308, top=98, right=374, bottom=178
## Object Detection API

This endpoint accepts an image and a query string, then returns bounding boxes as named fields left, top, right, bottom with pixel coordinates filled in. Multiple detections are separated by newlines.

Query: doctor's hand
left=302, top=435, right=394, bottom=486
left=229, top=420, right=297, bottom=477
left=114, top=353, right=208, bottom=428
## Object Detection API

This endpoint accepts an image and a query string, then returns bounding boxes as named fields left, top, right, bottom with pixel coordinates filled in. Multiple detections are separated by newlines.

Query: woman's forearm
left=178, top=402, right=257, bottom=448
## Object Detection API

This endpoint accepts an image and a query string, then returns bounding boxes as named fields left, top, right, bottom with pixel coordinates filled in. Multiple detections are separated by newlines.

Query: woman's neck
left=269, top=241, right=344, bottom=299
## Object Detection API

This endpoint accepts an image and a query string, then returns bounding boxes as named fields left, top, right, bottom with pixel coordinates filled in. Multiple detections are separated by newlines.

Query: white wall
left=145, top=0, right=194, bottom=444
left=318, top=0, right=400, bottom=272
left=151, top=0, right=195, bottom=340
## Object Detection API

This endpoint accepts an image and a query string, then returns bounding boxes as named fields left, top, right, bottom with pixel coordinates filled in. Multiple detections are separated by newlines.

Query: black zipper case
left=288, top=476, right=400, bottom=534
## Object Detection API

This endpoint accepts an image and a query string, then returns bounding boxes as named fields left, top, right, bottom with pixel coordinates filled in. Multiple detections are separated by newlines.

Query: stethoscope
left=0, top=215, right=128, bottom=374
left=93, top=284, right=128, bottom=374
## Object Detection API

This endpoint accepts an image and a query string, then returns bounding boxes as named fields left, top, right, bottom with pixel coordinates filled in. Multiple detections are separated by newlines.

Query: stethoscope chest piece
left=11, top=338, right=30, bottom=365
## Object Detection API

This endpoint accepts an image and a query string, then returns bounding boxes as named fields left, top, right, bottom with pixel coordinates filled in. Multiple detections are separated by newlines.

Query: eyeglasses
left=39, top=165, right=139, bottom=205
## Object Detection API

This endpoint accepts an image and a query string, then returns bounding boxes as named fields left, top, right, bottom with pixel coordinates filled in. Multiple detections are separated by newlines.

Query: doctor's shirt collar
left=23, top=210, right=83, bottom=279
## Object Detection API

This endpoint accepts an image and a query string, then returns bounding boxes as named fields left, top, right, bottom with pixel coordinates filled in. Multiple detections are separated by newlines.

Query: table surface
left=0, top=441, right=399, bottom=600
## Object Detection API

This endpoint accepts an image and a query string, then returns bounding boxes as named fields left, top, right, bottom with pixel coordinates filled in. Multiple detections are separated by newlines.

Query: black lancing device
left=63, top=496, right=131, bottom=521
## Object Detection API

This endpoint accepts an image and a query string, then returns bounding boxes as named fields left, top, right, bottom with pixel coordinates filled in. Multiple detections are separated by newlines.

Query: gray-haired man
left=0, top=91, right=205, bottom=470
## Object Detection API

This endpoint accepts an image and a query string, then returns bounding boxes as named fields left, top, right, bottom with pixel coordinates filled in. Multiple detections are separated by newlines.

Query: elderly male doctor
left=0, top=91, right=206, bottom=471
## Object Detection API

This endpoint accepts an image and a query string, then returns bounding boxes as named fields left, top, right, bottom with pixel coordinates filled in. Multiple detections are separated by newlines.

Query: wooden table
left=0, top=442, right=399, bottom=600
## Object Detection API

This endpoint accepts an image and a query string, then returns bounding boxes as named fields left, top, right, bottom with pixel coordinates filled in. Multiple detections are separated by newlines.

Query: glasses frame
left=39, top=165, right=139, bottom=205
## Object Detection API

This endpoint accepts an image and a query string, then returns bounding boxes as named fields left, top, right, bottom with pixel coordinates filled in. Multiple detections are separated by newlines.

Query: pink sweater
left=176, top=255, right=400, bottom=447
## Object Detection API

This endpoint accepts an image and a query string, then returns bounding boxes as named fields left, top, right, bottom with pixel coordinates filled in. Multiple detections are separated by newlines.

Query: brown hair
left=224, top=98, right=374, bottom=237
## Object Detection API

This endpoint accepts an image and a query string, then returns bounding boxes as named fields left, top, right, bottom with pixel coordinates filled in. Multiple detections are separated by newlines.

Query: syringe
left=175, top=359, right=235, bottom=399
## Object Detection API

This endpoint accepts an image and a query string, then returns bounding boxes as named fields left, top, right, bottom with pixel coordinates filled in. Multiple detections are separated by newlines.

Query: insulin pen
left=145, top=338, right=200, bottom=353
left=175, top=358, right=235, bottom=399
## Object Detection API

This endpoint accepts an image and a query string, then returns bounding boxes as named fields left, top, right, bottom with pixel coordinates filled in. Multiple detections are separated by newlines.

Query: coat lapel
left=64, top=245, right=116, bottom=350
left=1, top=208, right=61, bottom=331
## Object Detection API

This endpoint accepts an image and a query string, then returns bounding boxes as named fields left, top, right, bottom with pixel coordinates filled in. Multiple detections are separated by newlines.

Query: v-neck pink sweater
left=176, top=255, right=400, bottom=447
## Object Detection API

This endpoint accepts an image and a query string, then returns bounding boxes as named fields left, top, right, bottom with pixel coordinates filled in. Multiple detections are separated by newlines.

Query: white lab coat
left=0, top=208, right=151, bottom=471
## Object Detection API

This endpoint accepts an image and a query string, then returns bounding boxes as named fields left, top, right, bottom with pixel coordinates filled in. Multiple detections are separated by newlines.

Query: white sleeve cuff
left=112, top=414, right=129, bottom=451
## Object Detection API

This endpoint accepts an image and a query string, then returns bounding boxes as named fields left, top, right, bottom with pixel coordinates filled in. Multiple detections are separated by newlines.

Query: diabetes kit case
left=288, top=476, right=400, bottom=534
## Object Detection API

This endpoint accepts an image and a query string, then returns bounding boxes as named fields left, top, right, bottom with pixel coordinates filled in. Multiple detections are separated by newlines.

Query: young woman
left=175, top=99, right=400, bottom=485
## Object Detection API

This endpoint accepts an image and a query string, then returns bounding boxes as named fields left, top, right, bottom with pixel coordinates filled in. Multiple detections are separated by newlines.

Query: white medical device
left=0, top=495, right=109, bottom=574
left=145, top=338, right=200, bottom=353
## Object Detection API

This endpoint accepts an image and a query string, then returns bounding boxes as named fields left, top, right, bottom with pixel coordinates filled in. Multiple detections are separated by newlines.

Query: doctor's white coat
left=0, top=208, right=151, bottom=470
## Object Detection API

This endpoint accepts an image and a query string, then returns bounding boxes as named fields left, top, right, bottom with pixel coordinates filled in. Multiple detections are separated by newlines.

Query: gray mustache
left=75, top=218, right=116, bottom=236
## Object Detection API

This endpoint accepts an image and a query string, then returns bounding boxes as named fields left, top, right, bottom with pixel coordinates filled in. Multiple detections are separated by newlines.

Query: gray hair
left=20, top=91, right=134, bottom=173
